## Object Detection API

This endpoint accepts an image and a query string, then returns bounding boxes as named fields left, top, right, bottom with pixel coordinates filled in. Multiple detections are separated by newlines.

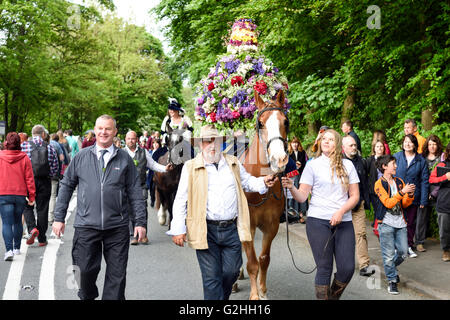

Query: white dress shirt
left=96, top=144, right=115, bottom=167
left=167, top=154, right=268, bottom=236
left=123, top=146, right=166, bottom=173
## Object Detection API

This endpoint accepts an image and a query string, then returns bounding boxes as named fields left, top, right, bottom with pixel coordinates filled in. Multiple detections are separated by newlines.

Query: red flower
left=254, top=81, right=267, bottom=95
left=209, top=112, right=217, bottom=123
left=232, top=111, right=240, bottom=119
left=208, top=82, right=215, bottom=91
left=231, top=76, right=244, bottom=86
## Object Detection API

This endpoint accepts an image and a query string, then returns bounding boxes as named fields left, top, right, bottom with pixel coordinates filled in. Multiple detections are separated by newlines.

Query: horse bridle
left=256, top=103, right=289, bottom=154
left=247, top=103, right=289, bottom=208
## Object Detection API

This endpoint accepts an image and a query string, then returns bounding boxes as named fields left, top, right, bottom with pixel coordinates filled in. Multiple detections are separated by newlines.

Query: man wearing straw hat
left=167, top=124, right=276, bottom=300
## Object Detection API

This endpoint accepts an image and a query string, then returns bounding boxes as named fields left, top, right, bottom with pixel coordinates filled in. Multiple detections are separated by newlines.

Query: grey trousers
left=437, top=212, right=450, bottom=251
left=415, top=206, right=430, bottom=245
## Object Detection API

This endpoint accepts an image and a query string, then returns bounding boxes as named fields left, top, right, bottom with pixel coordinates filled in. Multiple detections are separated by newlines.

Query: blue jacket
left=393, top=151, right=429, bottom=206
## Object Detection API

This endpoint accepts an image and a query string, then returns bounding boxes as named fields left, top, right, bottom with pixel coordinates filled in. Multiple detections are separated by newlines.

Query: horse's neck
left=242, top=133, right=270, bottom=177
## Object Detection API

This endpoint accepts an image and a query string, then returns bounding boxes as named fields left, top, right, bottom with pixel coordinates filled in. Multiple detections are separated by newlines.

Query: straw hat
left=191, top=125, right=224, bottom=146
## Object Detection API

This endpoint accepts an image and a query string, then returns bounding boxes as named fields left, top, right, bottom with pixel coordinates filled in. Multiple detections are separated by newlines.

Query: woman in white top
left=281, top=129, right=360, bottom=300
left=160, top=98, right=193, bottom=140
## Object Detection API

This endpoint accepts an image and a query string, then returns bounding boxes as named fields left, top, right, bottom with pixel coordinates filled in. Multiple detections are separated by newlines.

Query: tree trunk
left=341, top=85, right=355, bottom=124
left=419, top=13, right=435, bottom=131
left=4, top=92, right=9, bottom=133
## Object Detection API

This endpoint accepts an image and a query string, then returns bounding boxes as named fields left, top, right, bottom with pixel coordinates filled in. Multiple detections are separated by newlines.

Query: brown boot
left=443, top=250, right=450, bottom=262
left=330, top=278, right=349, bottom=300
left=315, top=285, right=330, bottom=300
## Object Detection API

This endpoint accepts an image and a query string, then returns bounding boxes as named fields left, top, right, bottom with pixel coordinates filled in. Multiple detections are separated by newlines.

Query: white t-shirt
left=300, top=154, right=360, bottom=222
left=382, top=181, right=407, bottom=228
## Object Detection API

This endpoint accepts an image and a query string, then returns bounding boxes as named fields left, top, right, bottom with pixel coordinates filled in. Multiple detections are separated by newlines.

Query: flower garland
left=194, top=18, right=290, bottom=132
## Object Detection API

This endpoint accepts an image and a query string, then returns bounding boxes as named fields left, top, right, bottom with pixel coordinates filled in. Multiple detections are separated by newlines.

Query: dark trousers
left=415, top=205, right=431, bottom=245
left=72, top=226, right=130, bottom=300
left=404, top=205, right=418, bottom=248
left=196, top=222, right=242, bottom=300
left=23, top=177, right=51, bottom=243
left=306, top=217, right=355, bottom=286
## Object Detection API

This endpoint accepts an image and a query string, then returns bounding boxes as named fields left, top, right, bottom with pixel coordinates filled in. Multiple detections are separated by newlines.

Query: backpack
left=29, top=141, right=50, bottom=178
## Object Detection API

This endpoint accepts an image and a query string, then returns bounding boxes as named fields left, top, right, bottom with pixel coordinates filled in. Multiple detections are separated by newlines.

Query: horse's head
left=255, top=90, right=289, bottom=174
left=165, top=126, right=190, bottom=166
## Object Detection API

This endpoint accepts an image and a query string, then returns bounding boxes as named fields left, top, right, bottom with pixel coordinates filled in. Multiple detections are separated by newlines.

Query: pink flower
left=232, top=111, right=240, bottom=119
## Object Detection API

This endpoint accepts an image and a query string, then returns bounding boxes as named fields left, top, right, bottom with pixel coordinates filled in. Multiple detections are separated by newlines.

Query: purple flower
left=225, top=59, right=241, bottom=75
left=273, top=83, right=283, bottom=91
left=273, top=67, right=279, bottom=73
left=253, top=62, right=265, bottom=75
left=196, top=107, right=206, bottom=117
left=221, top=97, right=229, bottom=105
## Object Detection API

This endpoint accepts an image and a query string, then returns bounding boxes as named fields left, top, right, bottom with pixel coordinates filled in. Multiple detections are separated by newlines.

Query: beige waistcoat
left=185, top=152, right=252, bottom=249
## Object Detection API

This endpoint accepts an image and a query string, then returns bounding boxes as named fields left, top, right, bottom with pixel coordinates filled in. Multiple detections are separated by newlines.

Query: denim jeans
left=0, top=195, right=27, bottom=252
left=196, top=221, right=242, bottom=300
left=378, top=223, right=408, bottom=282
left=306, top=217, right=355, bottom=286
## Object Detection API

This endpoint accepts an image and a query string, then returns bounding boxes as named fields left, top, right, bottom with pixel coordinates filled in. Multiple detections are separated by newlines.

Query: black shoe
left=388, top=281, right=399, bottom=295
left=396, top=275, right=400, bottom=283
left=359, top=267, right=375, bottom=277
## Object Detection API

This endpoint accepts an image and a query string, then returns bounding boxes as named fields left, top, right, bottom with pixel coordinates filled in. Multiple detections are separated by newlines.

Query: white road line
left=2, top=239, right=29, bottom=300
left=38, top=239, right=62, bottom=300
left=39, top=192, right=76, bottom=300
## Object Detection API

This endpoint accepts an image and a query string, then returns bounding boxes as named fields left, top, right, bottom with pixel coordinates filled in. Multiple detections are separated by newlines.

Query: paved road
left=0, top=194, right=431, bottom=300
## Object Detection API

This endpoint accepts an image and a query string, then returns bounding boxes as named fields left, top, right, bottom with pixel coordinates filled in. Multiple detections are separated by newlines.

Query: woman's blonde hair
left=316, top=129, right=349, bottom=191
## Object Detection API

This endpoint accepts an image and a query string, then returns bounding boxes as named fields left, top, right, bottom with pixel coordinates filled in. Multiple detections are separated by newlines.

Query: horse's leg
left=258, top=224, right=279, bottom=300
left=242, top=228, right=259, bottom=300
left=156, top=189, right=166, bottom=225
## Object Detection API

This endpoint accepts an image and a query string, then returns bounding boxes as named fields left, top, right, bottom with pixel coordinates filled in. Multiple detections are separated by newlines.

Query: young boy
left=374, top=155, right=415, bottom=295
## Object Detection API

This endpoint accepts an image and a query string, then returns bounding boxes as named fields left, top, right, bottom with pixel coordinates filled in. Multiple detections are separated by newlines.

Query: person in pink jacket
left=0, top=132, right=35, bottom=261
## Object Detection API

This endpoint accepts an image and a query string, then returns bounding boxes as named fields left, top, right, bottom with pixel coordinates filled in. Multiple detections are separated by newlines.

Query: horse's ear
left=254, top=91, right=265, bottom=110
left=276, top=90, right=285, bottom=107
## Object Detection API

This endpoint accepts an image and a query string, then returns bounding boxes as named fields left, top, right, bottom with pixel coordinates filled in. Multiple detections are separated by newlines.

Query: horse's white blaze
left=265, top=112, right=287, bottom=171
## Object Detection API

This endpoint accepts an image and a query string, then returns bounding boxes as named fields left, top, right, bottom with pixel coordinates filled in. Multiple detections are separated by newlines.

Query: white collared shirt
left=300, top=154, right=360, bottom=222
left=167, top=154, right=268, bottom=236
left=123, top=146, right=166, bottom=173
left=96, top=144, right=115, bottom=168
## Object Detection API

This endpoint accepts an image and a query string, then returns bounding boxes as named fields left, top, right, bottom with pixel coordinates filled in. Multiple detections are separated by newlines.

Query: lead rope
left=280, top=176, right=337, bottom=274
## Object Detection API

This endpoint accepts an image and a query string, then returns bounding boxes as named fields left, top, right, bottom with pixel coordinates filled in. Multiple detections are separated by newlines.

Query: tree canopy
left=0, top=0, right=183, bottom=137
left=154, top=0, right=449, bottom=156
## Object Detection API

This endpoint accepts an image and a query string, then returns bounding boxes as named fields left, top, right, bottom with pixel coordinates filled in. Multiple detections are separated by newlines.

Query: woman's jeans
left=378, top=223, right=408, bottom=282
left=306, top=217, right=355, bottom=286
left=0, top=195, right=27, bottom=252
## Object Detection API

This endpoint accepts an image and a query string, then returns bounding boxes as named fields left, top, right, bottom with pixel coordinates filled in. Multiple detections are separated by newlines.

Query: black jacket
left=343, top=154, right=370, bottom=210
left=54, top=145, right=147, bottom=230
left=289, top=150, right=307, bottom=177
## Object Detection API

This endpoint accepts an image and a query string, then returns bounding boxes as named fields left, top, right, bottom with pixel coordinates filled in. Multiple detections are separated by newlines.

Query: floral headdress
left=194, top=18, right=290, bottom=132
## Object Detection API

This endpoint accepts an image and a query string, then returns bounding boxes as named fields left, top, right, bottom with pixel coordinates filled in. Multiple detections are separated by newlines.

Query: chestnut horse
left=239, top=90, right=290, bottom=300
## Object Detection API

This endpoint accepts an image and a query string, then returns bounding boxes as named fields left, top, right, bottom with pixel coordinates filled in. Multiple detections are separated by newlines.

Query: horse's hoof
left=231, top=283, right=239, bottom=293
left=258, top=292, right=268, bottom=300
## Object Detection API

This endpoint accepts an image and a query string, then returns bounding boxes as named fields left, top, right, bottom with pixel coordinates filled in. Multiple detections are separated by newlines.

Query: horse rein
left=282, top=180, right=338, bottom=275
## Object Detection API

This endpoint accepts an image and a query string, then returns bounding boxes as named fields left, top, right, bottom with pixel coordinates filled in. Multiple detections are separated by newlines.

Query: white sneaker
left=408, top=247, right=417, bottom=258
left=13, top=249, right=20, bottom=255
left=4, top=250, right=14, bottom=261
